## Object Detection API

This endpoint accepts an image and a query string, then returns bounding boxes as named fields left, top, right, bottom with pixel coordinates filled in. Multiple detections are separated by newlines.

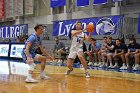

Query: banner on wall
left=0, top=24, right=28, bottom=38
left=138, top=14, right=140, bottom=34
left=50, top=0, right=66, bottom=8
left=113, top=0, right=123, bottom=2
left=53, top=15, right=124, bottom=36
left=93, top=0, right=108, bottom=5
left=76, top=0, right=90, bottom=7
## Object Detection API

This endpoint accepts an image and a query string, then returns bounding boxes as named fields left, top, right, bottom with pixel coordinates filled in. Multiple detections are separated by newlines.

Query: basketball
left=86, top=23, right=94, bottom=33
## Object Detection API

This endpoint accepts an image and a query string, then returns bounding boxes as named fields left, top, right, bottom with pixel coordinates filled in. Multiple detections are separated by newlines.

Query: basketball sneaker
left=120, top=65, right=128, bottom=70
left=25, top=78, right=38, bottom=83
left=85, top=72, right=90, bottom=78
left=88, top=62, right=93, bottom=66
left=65, top=68, right=73, bottom=75
left=133, top=65, right=140, bottom=71
left=40, top=72, right=50, bottom=79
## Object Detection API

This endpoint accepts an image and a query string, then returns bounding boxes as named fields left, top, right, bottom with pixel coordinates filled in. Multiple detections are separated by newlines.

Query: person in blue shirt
left=125, top=38, right=140, bottom=70
left=22, top=24, right=53, bottom=83
left=86, top=38, right=101, bottom=66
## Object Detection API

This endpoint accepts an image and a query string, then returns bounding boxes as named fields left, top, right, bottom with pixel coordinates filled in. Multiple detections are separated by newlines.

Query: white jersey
left=68, top=31, right=85, bottom=59
left=70, top=32, right=85, bottom=51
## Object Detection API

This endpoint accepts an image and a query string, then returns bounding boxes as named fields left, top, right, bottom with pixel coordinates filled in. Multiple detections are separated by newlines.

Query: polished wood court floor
left=0, top=60, right=140, bottom=93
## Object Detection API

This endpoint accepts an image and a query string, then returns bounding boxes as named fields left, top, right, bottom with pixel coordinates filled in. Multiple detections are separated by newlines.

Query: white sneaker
left=40, top=75, right=50, bottom=79
left=57, top=60, right=62, bottom=63
left=112, top=64, right=118, bottom=69
left=133, top=66, right=140, bottom=70
left=98, top=62, right=103, bottom=66
left=120, top=66, right=127, bottom=70
left=40, top=72, right=50, bottom=79
left=93, top=62, right=98, bottom=66
left=88, top=62, right=93, bottom=66
left=25, top=78, right=38, bottom=83
left=108, top=65, right=113, bottom=68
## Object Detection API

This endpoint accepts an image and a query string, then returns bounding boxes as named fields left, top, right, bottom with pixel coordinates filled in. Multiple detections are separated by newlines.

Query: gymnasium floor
left=0, top=59, right=140, bottom=93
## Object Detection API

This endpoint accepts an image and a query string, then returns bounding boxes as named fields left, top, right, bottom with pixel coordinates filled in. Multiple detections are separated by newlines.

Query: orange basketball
left=86, top=23, right=94, bottom=33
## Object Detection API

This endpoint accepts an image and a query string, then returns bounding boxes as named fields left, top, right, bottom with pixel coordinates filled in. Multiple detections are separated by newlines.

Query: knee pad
left=29, top=63, right=36, bottom=71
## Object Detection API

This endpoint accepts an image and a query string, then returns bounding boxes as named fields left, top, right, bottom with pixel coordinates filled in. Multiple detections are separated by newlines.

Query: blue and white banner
left=113, top=0, right=123, bottom=2
left=138, top=14, right=140, bottom=34
left=50, top=0, right=66, bottom=8
left=10, top=44, right=24, bottom=58
left=0, top=44, right=9, bottom=57
left=76, top=0, right=89, bottom=7
left=93, top=0, right=108, bottom=5
left=0, top=24, right=28, bottom=38
left=53, top=15, right=124, bottom=36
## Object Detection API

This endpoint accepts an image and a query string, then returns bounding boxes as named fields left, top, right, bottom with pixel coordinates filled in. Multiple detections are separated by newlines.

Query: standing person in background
left=21, top=24, right=53, bottom=83
left=65, top=21, right=92, bottom=78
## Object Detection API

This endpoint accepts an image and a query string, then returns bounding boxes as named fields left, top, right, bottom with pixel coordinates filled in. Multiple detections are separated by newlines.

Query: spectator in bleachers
left=125, top=38, right=139, bottom=70
left=53, top=37, right=66, bottom=63
left=100, top=36, right=115, bottom=68
left=87, top=38, right=101, bottom=66
left=97, top=36, right=108, bottom=66
left=16, top=36, right=21, bottom=42
left=112, top=38, right=127, bottom=69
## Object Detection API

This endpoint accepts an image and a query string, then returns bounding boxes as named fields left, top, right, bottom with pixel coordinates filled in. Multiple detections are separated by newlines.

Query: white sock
left=27, top=74, right=32, bottom=79
left=123, top=63, right=125, bottom=66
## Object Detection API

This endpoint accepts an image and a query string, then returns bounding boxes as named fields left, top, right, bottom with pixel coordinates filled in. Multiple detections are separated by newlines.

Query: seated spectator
left=53, top=37, right=66, bottom=63
left=112, top=38, right=127, bottom=69
left=16, top=36, right=21, bottom=42
left=100, top=36, right=115, bottom=68
left=86, top=38, right=101, bottom=66
left=125, top=38, right=139, bottom=70
left=97, top=36, right=108, bottom=66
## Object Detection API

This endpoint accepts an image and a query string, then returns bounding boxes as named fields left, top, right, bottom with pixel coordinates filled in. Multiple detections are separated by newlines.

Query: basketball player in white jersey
left=66, top=21, right=92, bottom=78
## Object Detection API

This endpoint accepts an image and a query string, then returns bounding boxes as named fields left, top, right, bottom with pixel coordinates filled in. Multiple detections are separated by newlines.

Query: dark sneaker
left=65, top=68, right=73, bottom=75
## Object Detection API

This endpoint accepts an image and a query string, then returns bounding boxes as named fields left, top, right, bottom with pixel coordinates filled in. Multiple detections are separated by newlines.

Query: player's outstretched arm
left=40, top=45, right=54, bottom=61
left=85, top=32, right=92, bottom=42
